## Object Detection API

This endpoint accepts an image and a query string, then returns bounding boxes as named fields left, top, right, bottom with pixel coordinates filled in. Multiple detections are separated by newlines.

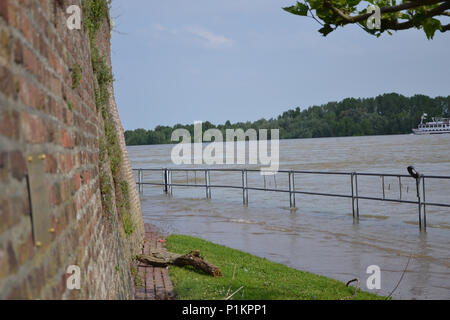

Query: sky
left=110, top=0, right=450, bottom=131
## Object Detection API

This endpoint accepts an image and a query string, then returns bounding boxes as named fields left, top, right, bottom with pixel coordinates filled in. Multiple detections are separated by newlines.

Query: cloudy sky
left=110, top=0, right=450, bottom=130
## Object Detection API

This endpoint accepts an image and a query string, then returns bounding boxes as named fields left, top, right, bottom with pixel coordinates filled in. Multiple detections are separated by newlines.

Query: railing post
left=288, top=171, right=295, bottom=209
left=245, top=170, right=248, bottom=204
left=242, top=169, right=248, bottom=205
left=399, top=176, right=402, bottom=200
left=205, top=170, right=211, bottom=199
left=242, top=170, right=245, bottom=204
left=168, top=169, right=173, bottom=196
left=415, top=175, right=422, bottom=231
left=208, top=170, right=211, bottom=198
left=289, top=172, right=292, bottom=208
left=138, top=169, right=141, bottom=194
left=292, top=171, right=296, bottom=208
left=140, top=169, right=144, bottom=194
left=351, top=173, right=355, bottom=218
left=355, top=173, right=359, bottom=218
left=382, top=176, right=385, bottom=200
left=164, top=168, right=168, bottom=194
left=209, top=171, right=212, bottom=198
left=351, top=173, right=359, bottom=220
left=422, top=175, right=427, bottom=231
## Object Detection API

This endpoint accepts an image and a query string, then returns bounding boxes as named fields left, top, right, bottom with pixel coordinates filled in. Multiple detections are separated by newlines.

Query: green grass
left=165, top=235, right=384, bottom=300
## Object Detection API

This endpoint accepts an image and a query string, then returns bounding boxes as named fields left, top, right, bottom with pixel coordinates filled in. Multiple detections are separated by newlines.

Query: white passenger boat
left=413, top=113, right=450, bottom=135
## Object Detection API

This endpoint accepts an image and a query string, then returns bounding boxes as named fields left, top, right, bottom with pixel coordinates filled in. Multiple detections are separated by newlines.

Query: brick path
left=134, top=224, right=175, bottom=300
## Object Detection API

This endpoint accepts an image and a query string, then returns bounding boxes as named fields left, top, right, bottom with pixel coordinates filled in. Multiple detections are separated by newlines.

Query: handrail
left=132, top=167, right=450, bottom=231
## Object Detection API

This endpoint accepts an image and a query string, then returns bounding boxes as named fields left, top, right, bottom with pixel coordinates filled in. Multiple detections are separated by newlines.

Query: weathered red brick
left=39, top=0, right=48, bottom=17
left=83, top=170, right=90, bottom=185
left=50, top=74, right=61, bottom=97
left=60, top=178, right=71, bottom=200
left=9, top=150, right=26, bottom=181
left=50, top=97, right=63, bottom=121
left=0, top=152, right=8, bottom=181
left=45, top=153, right=57, bottom=173
left=58, top=153, right=65, bottom=172
left=37, top=28, right=46, bottom=58
left=0, top=29, right=10, bottom=61
left=0, top=66, right=17, bottom=99
left=0, top=0, right=9, bottom=22
left=16, top=232, right=34, bottom=265
left=20, top=112, right=43, bottom=143
left=0, top=199, right=11, bottom=233
left=13, top=39, right=23, bottom=64
left=19, top=10, right=33, bottom=44
left=0, top=110, right=20, bottom=140
left=37, top=90, right=48, bottom=112
left=65, top=153, right=73, bottom=171
left=23, top=45, right=38, bottom=75
left=6, top=241, right=18, bottom=274
left=26, top=79, right=39, bottom=109
left=62, top=130, right=74, bottom=149
left=74, top=173, right=81, bottom=191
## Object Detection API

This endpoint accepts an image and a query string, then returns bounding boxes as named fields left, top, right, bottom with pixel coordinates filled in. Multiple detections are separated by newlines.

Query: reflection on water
left=128, top=134, right=450, bottom=299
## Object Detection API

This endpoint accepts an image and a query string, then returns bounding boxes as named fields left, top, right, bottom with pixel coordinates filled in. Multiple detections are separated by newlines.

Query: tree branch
left=441, top=23, right=450, bottom=30
left=382, top=1, right=450, bottom=31
left=324, top=0, right=447, bottom=24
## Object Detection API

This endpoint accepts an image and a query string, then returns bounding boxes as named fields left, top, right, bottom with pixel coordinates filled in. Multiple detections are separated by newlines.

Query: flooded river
left=127, top=134, right=450, bottom=299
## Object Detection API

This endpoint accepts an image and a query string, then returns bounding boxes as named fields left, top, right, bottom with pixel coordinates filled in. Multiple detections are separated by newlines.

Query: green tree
left=124, top=93, right=450, bottom=146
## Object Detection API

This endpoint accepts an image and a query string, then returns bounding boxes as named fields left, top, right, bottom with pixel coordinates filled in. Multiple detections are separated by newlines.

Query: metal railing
left=133, top=167, right=450, bottom=231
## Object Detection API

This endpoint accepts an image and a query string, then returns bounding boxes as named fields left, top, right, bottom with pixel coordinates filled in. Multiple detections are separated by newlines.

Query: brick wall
left=0, top=0, right=144, bottom=299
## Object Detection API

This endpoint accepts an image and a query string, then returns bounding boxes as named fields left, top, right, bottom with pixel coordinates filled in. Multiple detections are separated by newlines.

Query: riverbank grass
left=165, top=235, right=384, bottom=300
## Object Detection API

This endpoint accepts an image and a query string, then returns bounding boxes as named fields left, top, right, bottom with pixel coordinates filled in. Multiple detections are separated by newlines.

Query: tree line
left=124, top=93, right=450, bottom=146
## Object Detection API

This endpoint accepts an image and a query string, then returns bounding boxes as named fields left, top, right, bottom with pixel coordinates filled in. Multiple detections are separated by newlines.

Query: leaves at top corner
left=283, top=2, right=309, bottom=16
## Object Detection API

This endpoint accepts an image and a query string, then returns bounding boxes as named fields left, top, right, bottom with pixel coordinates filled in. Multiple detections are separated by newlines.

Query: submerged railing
left=132, top=167, right=450, bottom=232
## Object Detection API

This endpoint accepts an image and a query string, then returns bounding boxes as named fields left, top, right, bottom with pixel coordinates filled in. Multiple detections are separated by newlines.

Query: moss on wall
left=83, top=0, right=135, bottom=236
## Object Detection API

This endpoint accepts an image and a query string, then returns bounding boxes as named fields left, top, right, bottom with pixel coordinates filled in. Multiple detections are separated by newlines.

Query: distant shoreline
left=125, top=132, right=418, bottom=147
left=124, top=93, right=450, bottom=146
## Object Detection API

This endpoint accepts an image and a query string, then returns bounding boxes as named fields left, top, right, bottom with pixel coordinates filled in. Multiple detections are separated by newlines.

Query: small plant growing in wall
left=71, top=63, right=82, bottom=89
left=120, top=180, right=135, bottom=237
left=68, top=100, right=74, bottom=111
left=122, top=210, right=135, bottom=237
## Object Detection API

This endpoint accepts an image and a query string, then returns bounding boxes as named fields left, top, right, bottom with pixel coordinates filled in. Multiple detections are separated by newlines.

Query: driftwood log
left=137, top=249, right=222, bottom=277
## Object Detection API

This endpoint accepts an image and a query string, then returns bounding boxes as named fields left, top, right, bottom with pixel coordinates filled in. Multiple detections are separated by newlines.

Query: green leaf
left=318, top=24, right=334, bottom=36
left=412, top=11, right=427, bottom=27
left=422, top=18, right=442, bottom=40
left=347, top=0, right=361, bottom=7
left=283, top=2, right=309, bottom=16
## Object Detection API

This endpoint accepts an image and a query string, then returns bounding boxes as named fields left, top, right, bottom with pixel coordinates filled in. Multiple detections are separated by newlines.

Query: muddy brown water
left=128, top=134, right=450, bottom=299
